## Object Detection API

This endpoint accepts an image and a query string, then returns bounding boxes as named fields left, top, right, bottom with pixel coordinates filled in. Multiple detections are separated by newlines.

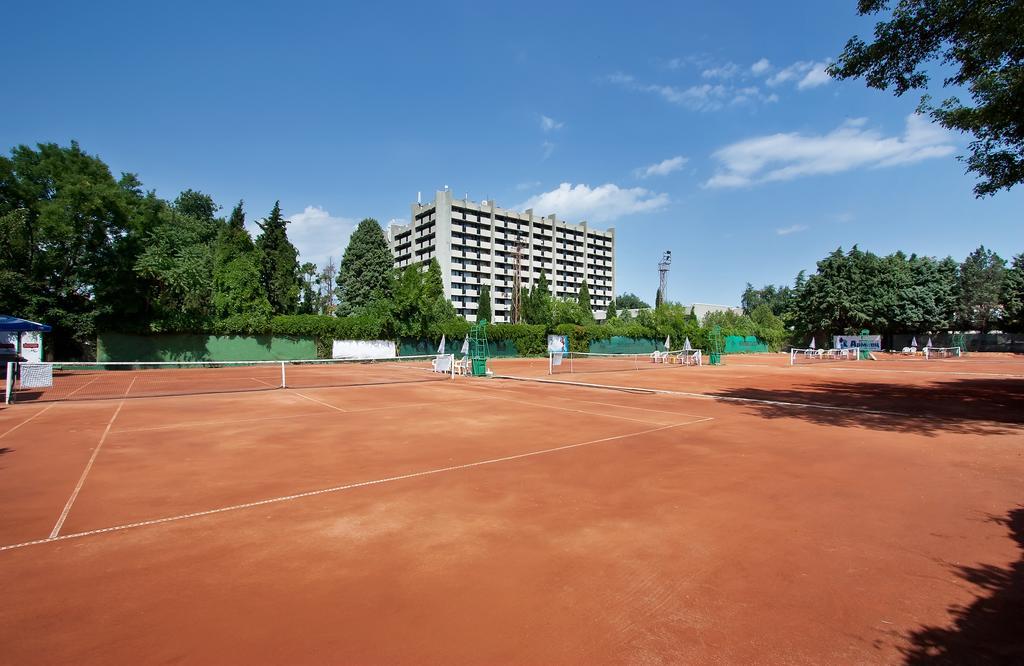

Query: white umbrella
left=809, top=337, right=816, bottom=349
left=437, top=335, right=446, bottom=355
left=664, top=335, right=671, bottom=351
left=925, top=337, right=933, bottom=348
left=683, top=337, right=692, bottom=351
left=461, top=335, right=469, bottom=355
left=910, top=336, right=918, bottom=348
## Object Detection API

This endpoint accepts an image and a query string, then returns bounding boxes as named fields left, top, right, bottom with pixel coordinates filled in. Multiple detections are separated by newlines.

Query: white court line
left=0, top=416, right=713, bottom=553
left=110, top=397, right=492, bottom=435
left=0, top=403, right=56, bottom=441
left=727, top=361, right=1024, bottom=379
left=48, top=398, right=128, bottom=538
left=291, top=391, right=348, bottom=412
left=63, top=374, right=103, bottom=399
left=493, top=375, right=922, bottom=419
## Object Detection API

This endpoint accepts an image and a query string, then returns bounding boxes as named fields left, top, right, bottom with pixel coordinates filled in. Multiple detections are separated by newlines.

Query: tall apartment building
left=387, top=189, right=615, bottom=323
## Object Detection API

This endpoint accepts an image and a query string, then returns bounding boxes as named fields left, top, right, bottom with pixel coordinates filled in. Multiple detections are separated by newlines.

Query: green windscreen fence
left=399, top=338, right=521, bottom=358
left=98, top=333, right=317, bottom=362
left=723, top=335, right=769, bottom=354
left=588, top=336, right=663, bottom=355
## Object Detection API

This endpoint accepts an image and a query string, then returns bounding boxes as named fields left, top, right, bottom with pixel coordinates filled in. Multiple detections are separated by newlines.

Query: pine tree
left=606, top=298, right=618, bottom=320
left=476, top=284, right=492, bottom=323
left=530, top=271, right=553, bottom=325
left=655, top=288, right=664, bottom=309
left=256, top=201, right=300, bottom=315
left=1000, top=254, right=1024, bottom=333
left=298, top=262, right=318, bottom=314
left=578, top=279, right=593, bottom=321
left=958, top=245, right=1006, bottom=332
left=336, top=218, right=394, bottom=316
left=212, top=201, right=272, bottom=329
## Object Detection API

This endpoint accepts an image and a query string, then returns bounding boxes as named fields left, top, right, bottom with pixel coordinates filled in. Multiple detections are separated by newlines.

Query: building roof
left=0, top=315, right=52, bottom=332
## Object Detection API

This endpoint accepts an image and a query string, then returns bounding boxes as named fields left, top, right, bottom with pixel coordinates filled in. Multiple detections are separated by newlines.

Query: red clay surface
left=1, top=353, right=1022, bottom=663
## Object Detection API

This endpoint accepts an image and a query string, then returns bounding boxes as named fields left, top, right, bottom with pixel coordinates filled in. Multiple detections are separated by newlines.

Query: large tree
left=1002, top=253, right=1024, bottom=333
left=957, top=245, right=1006, bottom=332
left=212, top=201, right=272, bottom=330
left=336, top=218, right=393, bottom=316
left=577, top=279, right=593, bottom=321
left=0, top=142, right=139, bottom=356
left=616, top=292, right=650, bottom=310
left=528, top=271, right=553, bottom=326
left=256, top=201, right=300, bottom=315
left=298, top=262, right=319, bottom=314
left=828, top=0, right=1024, bottom=197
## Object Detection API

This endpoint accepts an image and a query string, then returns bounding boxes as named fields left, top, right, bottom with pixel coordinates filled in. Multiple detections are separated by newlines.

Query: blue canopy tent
left=1, top=315, right=52, bottom=361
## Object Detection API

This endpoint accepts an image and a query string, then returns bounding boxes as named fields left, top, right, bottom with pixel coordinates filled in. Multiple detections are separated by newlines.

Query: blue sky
left=3, top=1, right=1020, bottom=306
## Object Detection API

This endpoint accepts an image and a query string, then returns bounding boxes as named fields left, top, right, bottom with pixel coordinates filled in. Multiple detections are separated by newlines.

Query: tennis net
left=923, top=346, right=961, bottom=360
left=789, top=348, right=861, bottom=365
left=4, top=354, right=455, bottom=403
left=549, top=349, right=702, bottom=375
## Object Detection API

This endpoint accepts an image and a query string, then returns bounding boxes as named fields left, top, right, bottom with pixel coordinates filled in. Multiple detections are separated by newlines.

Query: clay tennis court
left=1, top=355, right=1022, bottom=663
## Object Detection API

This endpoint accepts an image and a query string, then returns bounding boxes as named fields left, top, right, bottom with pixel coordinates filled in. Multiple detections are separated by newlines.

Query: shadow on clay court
left=710, top=377, right=1024, bottom=437
left=901, top=506, right=1024, bottom=664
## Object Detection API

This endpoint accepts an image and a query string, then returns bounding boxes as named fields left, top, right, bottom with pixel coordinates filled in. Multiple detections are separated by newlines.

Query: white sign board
left=20, top=332, right=43, bottom=362
left=547, top=335, right=568, bottom=353
left=833, top=335, right=882, bottom=351
left=332, top=339, right=397, bottom=359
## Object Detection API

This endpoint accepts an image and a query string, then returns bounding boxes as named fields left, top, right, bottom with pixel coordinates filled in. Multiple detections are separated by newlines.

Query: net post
left=280, top=361, right=286, bottom=388
left=548, top=352, right=552, bottom=375
left=789, top=349, right=796, bottom=366
left=449, top=353, right=455, bottom=379
left=4, top=362, right=13, bottom=404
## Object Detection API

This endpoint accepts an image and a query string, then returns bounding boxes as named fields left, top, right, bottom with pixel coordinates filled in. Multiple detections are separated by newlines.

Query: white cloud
left=776, top=224, right=809, bottom=236
left=635, top=155, right=688, bottom=178
left=702, top=62, right=738, bottom=79
left=515, top=180, right=542, bottom=191
left=730, top=86, right=778, bottom=106
left=750, top=58, right=771, bottom=75
left=704, top=114, right=956, bottom=189
left=767, top=60, right=831, bottom=89
left=516, top=183, right=669, bottom=223
left=540, top=114, right=564, bottom=132
left=541, top=141, right=555, bottom=160
left=609, top=71, right=775, bottom=112
left=285, top=205, right=356, bottom=268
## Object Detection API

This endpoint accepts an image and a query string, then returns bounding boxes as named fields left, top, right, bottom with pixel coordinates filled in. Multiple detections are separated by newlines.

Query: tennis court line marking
left=493, top=375, right=923, bottom=419
left=0, top=416, right=713, bottom=553
left=291, top=391, right=349, bottom=412
left=727, top=362, right=1024, bottom=378
left=0, top=403, right=56, bottom=441
left=474, top=382, right=708, bottom=422
left=109, top=397, right=492, bottom=435
left=64, top=374, right=103, bottom=399
left=48, top=397, right=128, bottom=539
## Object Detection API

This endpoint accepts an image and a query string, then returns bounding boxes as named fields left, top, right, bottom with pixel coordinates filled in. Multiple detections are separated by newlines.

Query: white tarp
left=332, top=339, right=396, bottom=359
left=833, top=335, right=882, bottom=351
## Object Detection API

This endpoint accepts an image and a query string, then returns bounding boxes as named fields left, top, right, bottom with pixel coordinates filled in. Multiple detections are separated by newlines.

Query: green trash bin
left=471, top=358, right=487, bottom=377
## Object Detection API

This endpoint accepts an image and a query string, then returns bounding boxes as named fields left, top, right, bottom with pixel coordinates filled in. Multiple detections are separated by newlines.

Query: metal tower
left=657, top=250, right=672, bottom=304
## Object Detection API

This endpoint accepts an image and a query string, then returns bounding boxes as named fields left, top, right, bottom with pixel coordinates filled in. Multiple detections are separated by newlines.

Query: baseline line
left=2, top=416, right=713, bottom=553
left=0, top=403, right=56, bottom=441
left=48, top=399, right=126, bottom=538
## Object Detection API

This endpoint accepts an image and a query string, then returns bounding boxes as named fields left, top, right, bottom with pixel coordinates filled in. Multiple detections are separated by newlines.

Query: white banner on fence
left=547, top=335, right=568, bottom=353
left=833, top=335, right=882, bottom=351
left=332, top=339, right=397, bottom=359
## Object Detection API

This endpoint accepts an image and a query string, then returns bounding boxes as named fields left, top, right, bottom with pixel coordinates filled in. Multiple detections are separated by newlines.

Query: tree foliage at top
left=212, top=201, right=271, bottom=331
left=828, top=0, right=1024, bottom=197
left=957, top=245, right=1006, bottom=332
left=741, top=283, right=793, bottom=317
left=615, top=292, right=650, bottom=310
left=256, top=201, right=300, bottom=315
left=476, top=283, right=492, bottom=323
left=336, top=218, right=393, bottom=316
left=526, top=271, right=553, bottom=325
left=1002, top=253, right=1024, bottom=332
left=577, top=279, right=593, bottom=321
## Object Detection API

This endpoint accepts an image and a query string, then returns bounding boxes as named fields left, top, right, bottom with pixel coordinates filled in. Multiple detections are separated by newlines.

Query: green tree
left=298, top=262, right=319, bottom=314
left=256, top=201, right=300, bottom=315
left=615, top=292, right=650, bottom=310
left=423, top=258, right=457, bottom=333
left=741, top=283, right=793, bottom=317
left=336, top=218, right=393, bottom=315
left=476, top=284, right=492, bottom=323
left=605, top=297, right=618, bottom=321
left=212, top=201, right=272, bottom=330
left=655, top=288, right=664, bottom=309
left=552, top=298, right=591, bottom=326
left=0, top=141, right=140, bottom=356
left=957, top=245, right=1006, bottom=332
left=828, top=0, right=1024, bottom=197
left=528, top=272, right=553, bottom=326
left=1002, top=254, right=1024, bottom=333
left=577, top=279, right=594, bottom=322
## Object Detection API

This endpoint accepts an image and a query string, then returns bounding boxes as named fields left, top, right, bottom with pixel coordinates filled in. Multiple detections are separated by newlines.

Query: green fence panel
left=98, top=333, right=317, bottom=362
left=588, top=336, right=662, bottom=354
left=723, top=335, right=768, bottom=354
